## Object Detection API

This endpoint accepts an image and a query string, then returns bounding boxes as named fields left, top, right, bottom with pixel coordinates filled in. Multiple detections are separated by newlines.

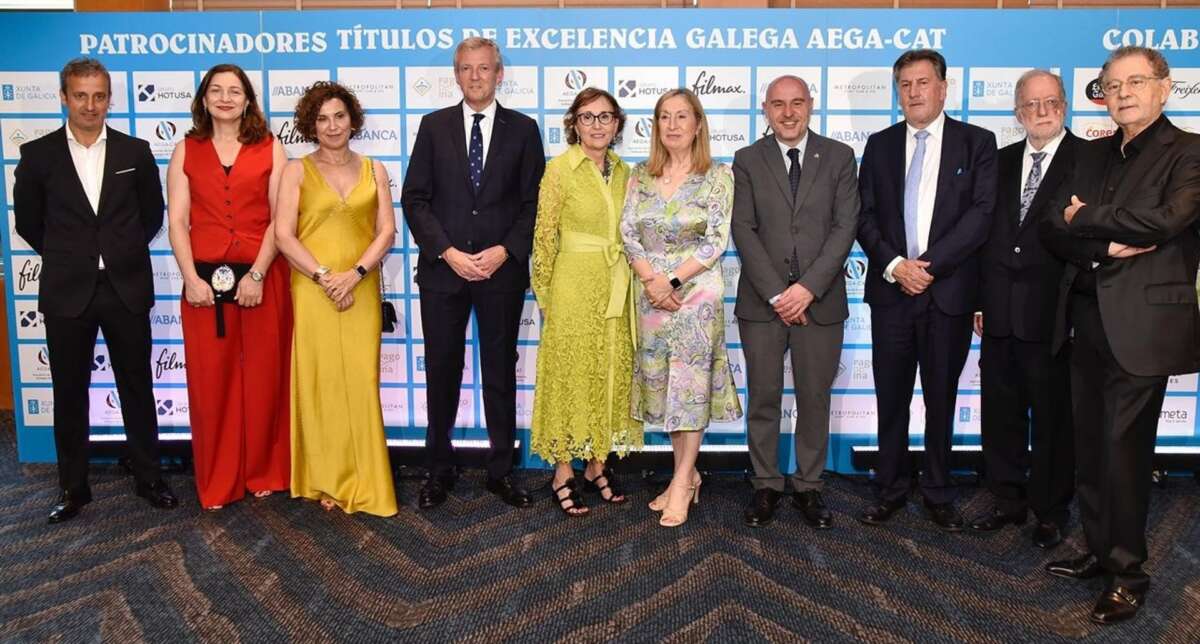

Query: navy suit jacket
left=401, top=101, right=545, bottom=293
left=979, top=132, right=1080, bottom=342
left=856, top=115, right=998, bottom=316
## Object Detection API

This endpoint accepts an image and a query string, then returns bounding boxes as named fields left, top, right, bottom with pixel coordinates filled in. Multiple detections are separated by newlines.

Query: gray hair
left=453, top=37, right=503, bottom=72
left=1013, top=69, right=1065, bottom=109
left=1101, top=45, right=1170, bottom=81
left=59, top=57, right=110, bottom=94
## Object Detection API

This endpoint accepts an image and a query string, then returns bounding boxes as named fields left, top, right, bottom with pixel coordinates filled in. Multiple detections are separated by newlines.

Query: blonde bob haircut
left=646, top=88, right=712, bottom=178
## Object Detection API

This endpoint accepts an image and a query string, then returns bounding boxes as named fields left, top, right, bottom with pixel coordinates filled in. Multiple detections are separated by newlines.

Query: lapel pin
left=956, top=167, right=964, bottom=175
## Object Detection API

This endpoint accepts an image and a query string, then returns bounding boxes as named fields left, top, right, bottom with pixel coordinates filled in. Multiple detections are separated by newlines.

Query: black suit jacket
left=980, top=131, right=1080, bottom=342
left=856, top=115, right=998, bottom=316
left=14, top=126, right=163, bottom=318
left=1041, top=117, right=1200, bottom=377
left=401, top=101, right=545, bottom=293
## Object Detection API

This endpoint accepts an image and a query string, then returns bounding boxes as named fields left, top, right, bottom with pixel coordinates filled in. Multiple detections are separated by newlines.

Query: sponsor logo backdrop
left=3, top=9, right=1199, bottom=470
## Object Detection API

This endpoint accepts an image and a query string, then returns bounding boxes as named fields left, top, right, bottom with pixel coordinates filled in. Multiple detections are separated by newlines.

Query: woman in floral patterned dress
left=620, top=88, right=742, bottom=528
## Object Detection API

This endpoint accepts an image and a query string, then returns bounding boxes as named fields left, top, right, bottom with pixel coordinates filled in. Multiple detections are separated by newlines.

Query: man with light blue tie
left=855, top=50, right=998, bottom=531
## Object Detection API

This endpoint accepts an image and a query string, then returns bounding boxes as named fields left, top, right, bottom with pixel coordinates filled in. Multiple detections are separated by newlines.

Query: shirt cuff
left=768, top=293, right=784, bottom=305
left=883, top=256, right=904, bottom=283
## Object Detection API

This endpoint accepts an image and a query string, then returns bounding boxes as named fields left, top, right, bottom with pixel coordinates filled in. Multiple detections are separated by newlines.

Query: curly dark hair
left=292, top=81, right=365, bottom=144
left=563, top=87, right=625, bottom=147
left=186, top=64, right=270, bottom=144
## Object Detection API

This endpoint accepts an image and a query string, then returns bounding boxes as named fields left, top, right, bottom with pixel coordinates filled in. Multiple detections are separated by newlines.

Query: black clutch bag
left=382, top=300, right=398, bottom=333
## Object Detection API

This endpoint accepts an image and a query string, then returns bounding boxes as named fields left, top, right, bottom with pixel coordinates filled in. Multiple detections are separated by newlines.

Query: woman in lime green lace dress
left=531, top=89, right=643, bottom=516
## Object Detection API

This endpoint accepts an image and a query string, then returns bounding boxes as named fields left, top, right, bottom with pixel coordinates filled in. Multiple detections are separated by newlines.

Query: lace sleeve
left=531, top=160, right=564, bottom=311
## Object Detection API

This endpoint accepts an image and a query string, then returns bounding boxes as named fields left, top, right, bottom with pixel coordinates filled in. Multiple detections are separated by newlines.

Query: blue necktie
left=468, top=113, right=484, bottom=192
left=904, top=130, right=930, bottom=259
left=1018, top=151, right=1047, bottom=224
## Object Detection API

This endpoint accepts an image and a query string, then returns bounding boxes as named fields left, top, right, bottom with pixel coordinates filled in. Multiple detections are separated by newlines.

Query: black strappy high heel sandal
left=582, top=468, right=627, bottom=505
left=552, top=478, right=589, bottom=517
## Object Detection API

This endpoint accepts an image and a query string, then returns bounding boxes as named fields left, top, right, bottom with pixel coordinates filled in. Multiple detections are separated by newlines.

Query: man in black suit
left=401, top=38, right=545, bottom=509
left=970, top=70, right=1078, bottom=549
left=14, top=57, right=176, bottom=523
left=1040, top=46, right=1200, bottom=625
left=856, top=50, right=998, bottom=531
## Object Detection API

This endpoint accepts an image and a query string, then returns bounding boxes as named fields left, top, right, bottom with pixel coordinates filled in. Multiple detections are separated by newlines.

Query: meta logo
left=105, top=391, right=121, bottom=409
left=1086, top=79, right=1106, bottom=106
left=154, top=121, right=177, bottom=141
left=564, top=70, right=587, bottom=91
left=843, top=257, right=867, bottom=281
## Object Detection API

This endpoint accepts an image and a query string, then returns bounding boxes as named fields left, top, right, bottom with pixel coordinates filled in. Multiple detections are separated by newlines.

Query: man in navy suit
left=401, top=38, right=545, bottom=509
left=970, top=70, right=1078, bottom=549
left=856, top=50, right=998, bottom=531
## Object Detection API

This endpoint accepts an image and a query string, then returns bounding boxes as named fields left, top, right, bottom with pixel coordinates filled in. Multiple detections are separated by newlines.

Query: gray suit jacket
left=731, top=131, right=860, bottom=324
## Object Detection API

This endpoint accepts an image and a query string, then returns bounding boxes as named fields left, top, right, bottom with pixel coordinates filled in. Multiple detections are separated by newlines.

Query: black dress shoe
left=923, top=501, right=964, bottom=532
left=1032, top=522, right=1064, bottom=549
left=1090, top=585, right=1143, bottom=624
left=792, top=490, right=833, bottom=529
left=858, top=497, right=906, bottom=525
left=969, top=508, right=1027, bottom=532
left=418, top=475, right=455, bottom=510
left=135, top=480, right=178, bottom=509
left=486, top=476, right=533, bottom=508
left=1046, top=553, right=1103, bottom=580
left=48, top=489, right=92, bottom=524
left=743, top=488, right=781, bottom=528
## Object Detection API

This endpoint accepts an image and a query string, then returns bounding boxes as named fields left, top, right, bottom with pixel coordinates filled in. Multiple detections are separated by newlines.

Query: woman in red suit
left=167, top=64, right=291, bottom=509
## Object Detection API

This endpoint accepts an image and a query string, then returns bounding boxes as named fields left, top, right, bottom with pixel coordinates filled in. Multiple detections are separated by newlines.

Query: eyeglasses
left=1100, top=75, right=1162, bottom=97
left=1017, top=98, right=1064, bottom=114
left=576, top=111, right=615, bottom=126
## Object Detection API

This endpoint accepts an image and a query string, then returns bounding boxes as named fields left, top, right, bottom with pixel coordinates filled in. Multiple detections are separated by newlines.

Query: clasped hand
left=894, top=259, right=934, bottom=296
left=774, top=283, right=814, bottom=326
left=318, top=271, right=358, bottom=312
left=644, top=273, right=681, bottom=312
left=444, top=246, right=507, bottom=282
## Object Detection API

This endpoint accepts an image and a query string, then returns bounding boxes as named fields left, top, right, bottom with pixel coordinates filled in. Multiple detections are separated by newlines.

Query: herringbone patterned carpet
left=1, top=418, right=1198, bottom=642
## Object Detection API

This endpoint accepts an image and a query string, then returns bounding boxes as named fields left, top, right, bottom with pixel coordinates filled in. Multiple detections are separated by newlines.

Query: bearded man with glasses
left=971, top=70, right=1079, bottom=551
left=1039, top=46, right=1200, bottom=625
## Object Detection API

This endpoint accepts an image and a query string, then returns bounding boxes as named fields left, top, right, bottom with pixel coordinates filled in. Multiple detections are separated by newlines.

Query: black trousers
left=979, top=334, right=1075, bottom=526
left=419, top=283, right=523, bottom=480
left=870, top=295, right=973, bottom=505
left=43, top=271, right=161, bottom=494
left=1070, top=293, right=1165, bottom=594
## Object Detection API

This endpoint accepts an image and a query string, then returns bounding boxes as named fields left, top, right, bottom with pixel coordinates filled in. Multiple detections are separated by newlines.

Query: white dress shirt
left=462, top=99, right=497, bottom=171
left=768, top=133, right=809, bottom=305
left=65, top=124, right=107, bottom=269
left=1021, top=128, right=1066, bottom=194
left=884, top=110, right=945, bottom=283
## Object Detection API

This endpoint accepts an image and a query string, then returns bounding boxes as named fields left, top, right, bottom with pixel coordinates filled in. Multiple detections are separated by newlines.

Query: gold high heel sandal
left=649, top=473, right=702, bottom=512
left=659, top=481, right=700, bottom=528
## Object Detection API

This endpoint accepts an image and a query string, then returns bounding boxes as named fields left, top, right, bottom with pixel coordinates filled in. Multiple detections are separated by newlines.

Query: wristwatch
left=249, top=269, right=264, bottom=282
left=354, top=264, right=368, bottom=278
left=667, top=272, right=683, bottom=290
left=311, top=265, right=331, bottom=283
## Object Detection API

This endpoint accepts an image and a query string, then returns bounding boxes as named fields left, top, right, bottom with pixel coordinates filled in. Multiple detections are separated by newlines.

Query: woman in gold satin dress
left=274, top=82, right=398, bottom=517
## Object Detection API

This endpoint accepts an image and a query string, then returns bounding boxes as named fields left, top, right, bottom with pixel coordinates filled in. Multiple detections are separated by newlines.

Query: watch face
left=210, top=265, right=236, bottom=293
left=250, top=271, right=264, bottom=282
